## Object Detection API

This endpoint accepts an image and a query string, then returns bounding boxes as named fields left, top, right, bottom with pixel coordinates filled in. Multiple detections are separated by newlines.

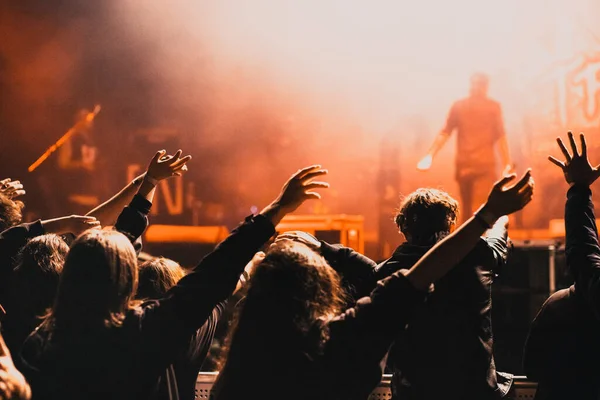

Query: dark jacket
left=151, top=303, right=225, bottom=400
left=0, top=195, right=150, bottom=364
left=20, top=213, right=275, bottom=400
left=210, top=260, right=426, bottom=400
left=523, top=185, right=600, bottom=400
left=0, top=221, right=46, bottom=371
left=0, top=220, right=46, bottom=306
left=319, top=241, right=378, bottom=300
left=376, top=235, right=512, bottom=400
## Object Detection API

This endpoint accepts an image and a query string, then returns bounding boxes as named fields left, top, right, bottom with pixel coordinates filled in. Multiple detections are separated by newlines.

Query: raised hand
left=260, top=165, right=329, bottom=226
left=502, top=164, right=516, bottom=176
left=548, top=131, right=600, bottom=186
left=0, top=334, right=31, bottom=400
left=146, top=150, right=191, bottom=182
left=272, top=165, right=329, bottom=214
left=243, top=251, right=266, bottom=279
left=42, top=215, right=101, bottom=236
left=0, top=179, right=25, bottom=200
left=275, top=231, right=322, bottom=251
left=483, top=170, right=534, bottom=219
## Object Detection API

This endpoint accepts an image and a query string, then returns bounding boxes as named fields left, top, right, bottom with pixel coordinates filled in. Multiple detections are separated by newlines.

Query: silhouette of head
left=395, top=188, right=459, bottom=246
left=470, top=72, right=489, bottom=98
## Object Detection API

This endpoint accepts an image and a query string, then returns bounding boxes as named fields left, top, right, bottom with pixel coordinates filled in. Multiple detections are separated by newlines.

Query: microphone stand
left=28, top=105, right=101, bottom=173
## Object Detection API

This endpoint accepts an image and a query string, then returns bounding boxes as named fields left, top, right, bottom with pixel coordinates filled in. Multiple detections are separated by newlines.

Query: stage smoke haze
left=1, top=0, right=599, bottom=246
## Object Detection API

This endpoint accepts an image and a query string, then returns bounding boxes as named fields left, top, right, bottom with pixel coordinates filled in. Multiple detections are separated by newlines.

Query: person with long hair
left=0, top=156, right=168, bottom=358
left=2, top=235, right=69, bottom=359
left=210, top=170, right=534, bottom=400
left=0, top=211, right=100, bottom=322
left=19, top=149, right=190, bottom=399
left=20, top=162, right=328, bottom=400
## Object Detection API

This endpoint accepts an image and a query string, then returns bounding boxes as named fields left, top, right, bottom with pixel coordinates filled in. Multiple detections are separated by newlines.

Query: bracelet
left=143, top=175, right=159, bottom=187
left=474, top=206, right=496, bottom=229
left=239, top=270, right=250, bottom=286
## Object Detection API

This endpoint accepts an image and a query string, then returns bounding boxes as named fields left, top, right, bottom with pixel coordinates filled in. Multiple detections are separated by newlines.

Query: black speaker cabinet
left=492, top=240, right=567, bottom=375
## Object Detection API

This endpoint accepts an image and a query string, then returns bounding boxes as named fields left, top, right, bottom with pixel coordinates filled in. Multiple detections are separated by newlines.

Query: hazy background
left=1, top=0, right=599, bottom=255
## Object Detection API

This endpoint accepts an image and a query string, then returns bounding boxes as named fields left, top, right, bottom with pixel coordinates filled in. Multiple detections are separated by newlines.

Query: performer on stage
left=418, top=73, right=512, bottom=219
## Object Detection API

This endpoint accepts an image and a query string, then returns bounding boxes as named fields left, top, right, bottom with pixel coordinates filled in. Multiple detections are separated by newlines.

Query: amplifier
left=492, top=240, right=568, bottom=375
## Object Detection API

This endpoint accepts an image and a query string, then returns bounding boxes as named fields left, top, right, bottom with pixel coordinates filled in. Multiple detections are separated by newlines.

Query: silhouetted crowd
left=0, top=132, right=598, bottom=400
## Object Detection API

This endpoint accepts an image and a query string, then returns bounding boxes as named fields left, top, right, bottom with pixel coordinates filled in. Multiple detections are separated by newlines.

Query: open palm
left=548, top=132, right=600, bottom=186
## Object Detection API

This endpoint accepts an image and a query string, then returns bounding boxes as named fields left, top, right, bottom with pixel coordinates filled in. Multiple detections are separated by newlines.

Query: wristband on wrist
left=143, top=175, right=159, bottom=187
left=474, top=206, right=497, bottom=229
left=239, top=270, right=250, bottom=286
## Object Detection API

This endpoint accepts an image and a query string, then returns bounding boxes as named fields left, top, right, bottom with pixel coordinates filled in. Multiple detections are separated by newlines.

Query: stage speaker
left=492, top=240, right=567, bottom=375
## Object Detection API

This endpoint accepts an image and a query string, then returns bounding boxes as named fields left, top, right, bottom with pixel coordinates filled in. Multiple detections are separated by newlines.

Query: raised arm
left=114, top=149, right=191, bottom=242
left=0, top=216, right=99, bottom=300
left=323, top=171, right=534, bottom=397
left=153, top=165, right=329, bottom=331
left=548, top=131, right=600, bottom=317
left=85, top=173, right=145, bottom=227
left=417, top=131, right=452, bottom=171
left=478, top=216, right=510, bottom=273
left=417, top=103, right=457, bottom=171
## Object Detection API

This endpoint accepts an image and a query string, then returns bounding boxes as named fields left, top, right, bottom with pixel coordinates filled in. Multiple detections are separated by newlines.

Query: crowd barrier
left=195, top=373, right=537, bottom=399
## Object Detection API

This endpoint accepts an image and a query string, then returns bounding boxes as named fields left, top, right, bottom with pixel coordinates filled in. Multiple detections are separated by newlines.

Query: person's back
left=214, top=326, right=385, bottom=400
left=381, top=240, right=510, bottom=400
left=2, top=234, right=67, bottom=361
left=523, top=132, right=600, bottom=399
left=19, top=150, right=197, bottom=400
left=524, top=286, right=600, bottom=400
left=22, top=307, right=187, bottom=400
left=376, top=188, right=511, bottom=400
left=137, top=257, right=225, bottom=400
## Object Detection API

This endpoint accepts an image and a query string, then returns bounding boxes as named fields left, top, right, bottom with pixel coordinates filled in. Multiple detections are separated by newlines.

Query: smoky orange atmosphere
left=1, top=0, right=599, bottom=258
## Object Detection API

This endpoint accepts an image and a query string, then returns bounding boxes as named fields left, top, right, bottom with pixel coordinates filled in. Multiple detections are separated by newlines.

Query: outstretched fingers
left=152, top=150, right=166, bottom=163
left=557, top=137, right=572, bottom=162
left=548, top=155, right=566, bottom=169
left=294, top=165, right=322, bottom=180
left=304, top=191, right=322, bottom=200
left=170, top=155, right=192, bottom=170
left=567, top=131, right=579, bottom=157
left=507, top=169, right=532, bottom=192
left=302, top=181, right=330, bottom=191
left=493, top=174, right=517, bottom=191
left=580, top=132, right=588, bottom=157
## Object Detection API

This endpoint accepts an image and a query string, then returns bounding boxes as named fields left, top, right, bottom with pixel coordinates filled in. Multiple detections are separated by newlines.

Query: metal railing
left=195, top=372, right=537, bottom=399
